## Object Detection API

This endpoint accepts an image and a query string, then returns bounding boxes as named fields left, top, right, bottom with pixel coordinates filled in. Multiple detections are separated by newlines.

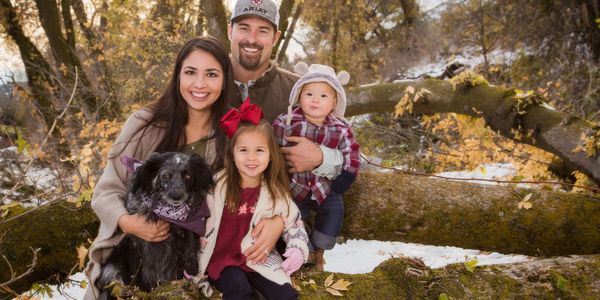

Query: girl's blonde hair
left=220, top=120, right=290, bottom=211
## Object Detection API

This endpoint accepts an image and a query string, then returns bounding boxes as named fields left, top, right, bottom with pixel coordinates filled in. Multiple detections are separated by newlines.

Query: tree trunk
left=60, top=0, right=76, bottom=50
left=342, top=172, right=600, bottom=256
left=199, top=0, right=228, bottom=45
left=0, top=202, right=99, bottom=295
left=277, top=1, right=303, bottom=64
left=71, top=0, right=114, bottom=108
left=400, top=0, right=420, bottom=27
left=0, top=0, right=58, bottom=129
left=273, top=0, right=295, bottom=59
left=2, top=172, right=600, bottom=294
left=142, top=255, right=600, bottom=299
left=33, top=0, right=104, bottom=119
left=345, top=79, right=600, bottom=185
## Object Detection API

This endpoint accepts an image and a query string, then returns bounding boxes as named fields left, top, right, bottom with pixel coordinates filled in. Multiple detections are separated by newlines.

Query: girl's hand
left=244, top=216, right=285, bottom=264
left=281, top=248, right=304, bottom=275
left=118, top=214, right=170, bottom=242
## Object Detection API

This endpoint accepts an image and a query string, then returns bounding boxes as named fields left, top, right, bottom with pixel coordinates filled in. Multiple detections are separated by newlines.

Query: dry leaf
left=326, top=287, right=343, bottom=296
left=523, top=193, right=532, bottom=201
left=77, top=244, right=88, bottom=269
left=331, top=279, right=353, bottom=291
left=324, top=274, right=334, bottom=287
left=420, top=88, right=432, bottom=95
left=523, top=201, right=532, bottom=210
left=404, top=86, right=415, bottom=94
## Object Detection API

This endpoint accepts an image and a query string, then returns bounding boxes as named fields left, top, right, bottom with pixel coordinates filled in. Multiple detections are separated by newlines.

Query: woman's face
left=179, top=49, right=224, bottom=114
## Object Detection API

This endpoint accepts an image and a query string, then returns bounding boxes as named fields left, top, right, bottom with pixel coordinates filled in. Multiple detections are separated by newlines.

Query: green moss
left=342, top=172, right=600, bottom=256
left=0, top=201, right=99, bottom=295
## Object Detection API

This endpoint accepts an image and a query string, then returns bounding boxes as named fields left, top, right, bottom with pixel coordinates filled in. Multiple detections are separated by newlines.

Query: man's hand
left=281, top=136, right=323, bottom=173
left=118, top=214, right=170, bottom=242
left=244, top=216, right=285, bottom=264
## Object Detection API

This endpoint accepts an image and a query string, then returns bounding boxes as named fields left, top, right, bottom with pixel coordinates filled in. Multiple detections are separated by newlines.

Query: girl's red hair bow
left=219, top=97, right=264, bottom=138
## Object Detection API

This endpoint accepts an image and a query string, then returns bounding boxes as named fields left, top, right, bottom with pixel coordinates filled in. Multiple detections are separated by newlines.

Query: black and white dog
left=96, top=152, right=214, bottom=296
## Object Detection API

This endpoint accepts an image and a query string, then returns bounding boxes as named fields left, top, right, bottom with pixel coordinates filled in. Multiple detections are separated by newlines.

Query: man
left=228, top=0, right=344, bottom=264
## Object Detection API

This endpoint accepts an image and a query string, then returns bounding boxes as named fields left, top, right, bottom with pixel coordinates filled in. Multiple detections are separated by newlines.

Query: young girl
left=198, top=98, right=309, bottom=300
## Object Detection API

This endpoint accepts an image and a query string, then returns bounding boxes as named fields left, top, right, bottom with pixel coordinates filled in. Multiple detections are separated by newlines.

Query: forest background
left=1, top=0, right=600, bottom=298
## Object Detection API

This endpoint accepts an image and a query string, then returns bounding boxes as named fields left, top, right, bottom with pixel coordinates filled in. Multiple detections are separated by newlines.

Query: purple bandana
left=142, top=194, right=210, bottom=236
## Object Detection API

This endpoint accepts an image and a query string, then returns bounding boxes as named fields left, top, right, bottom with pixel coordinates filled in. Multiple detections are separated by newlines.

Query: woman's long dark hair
left=118, top=36, right=234, bottom=170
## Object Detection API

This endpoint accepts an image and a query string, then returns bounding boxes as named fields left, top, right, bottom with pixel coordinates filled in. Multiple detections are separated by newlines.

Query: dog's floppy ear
left=189, top=154, right=214, bottom=193
left=130, top=153, right=164, bottom=195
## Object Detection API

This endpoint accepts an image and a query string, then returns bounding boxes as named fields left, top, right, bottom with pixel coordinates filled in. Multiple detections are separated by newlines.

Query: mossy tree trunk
left=3, top=172, right=600, bottom=294
left=345, top=79, right=600, bottom=185
left=141, top=255, right=600, bottom=299
left=343, top=172, right=600, bottom=256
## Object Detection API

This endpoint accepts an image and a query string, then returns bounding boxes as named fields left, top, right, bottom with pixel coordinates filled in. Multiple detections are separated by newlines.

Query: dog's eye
left=161, top=173, right=171, bottom=181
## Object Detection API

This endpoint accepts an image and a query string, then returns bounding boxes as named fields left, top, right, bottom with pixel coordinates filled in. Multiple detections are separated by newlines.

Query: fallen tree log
left=342, top=171, right=600, bottom=256
left=142, top=255, right=600, bottom=299
left=346, top=79, right=600, bottom=185
left=2, top=171, right=600, bottom=294
left=0, top=202, right=98, bottom=295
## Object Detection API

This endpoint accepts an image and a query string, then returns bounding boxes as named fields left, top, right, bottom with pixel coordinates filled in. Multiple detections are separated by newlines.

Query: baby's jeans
left=296, top=193, right=344, bottom=250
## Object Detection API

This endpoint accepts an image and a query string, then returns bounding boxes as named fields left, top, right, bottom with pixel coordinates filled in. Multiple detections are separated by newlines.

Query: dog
left=96, top=152, right=214, bottom=296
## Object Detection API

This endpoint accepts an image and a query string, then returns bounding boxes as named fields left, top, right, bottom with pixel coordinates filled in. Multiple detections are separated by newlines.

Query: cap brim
left=231, top=15, right=277, bottom=30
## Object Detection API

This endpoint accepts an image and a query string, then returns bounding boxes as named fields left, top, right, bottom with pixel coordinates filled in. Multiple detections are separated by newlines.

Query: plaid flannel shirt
left=272, top=107, right=360, bottom=204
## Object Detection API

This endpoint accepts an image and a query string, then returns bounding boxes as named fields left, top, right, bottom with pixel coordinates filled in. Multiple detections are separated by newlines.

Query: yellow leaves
left=77, top=244, right=88, bottom=269
left=330, top=278, right=352, bottom=291
left=395, top=86, right=432, bottom=117
left=423, top=112, right=556, bottom=181
left=464, top=258, right=478, bottom=272
left=323, top=274, right=353, bottom=297
left=300, top=274, right=353, bottom=297
left=448, top=71, right=489, bottom=90
left=517, top=193, right=533, bottom=210
left=573, top=127, right=600, bottom=157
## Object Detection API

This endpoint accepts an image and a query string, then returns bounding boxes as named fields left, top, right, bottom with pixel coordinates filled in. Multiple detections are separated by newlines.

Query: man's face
left=228, top=16, right=281, bottom=71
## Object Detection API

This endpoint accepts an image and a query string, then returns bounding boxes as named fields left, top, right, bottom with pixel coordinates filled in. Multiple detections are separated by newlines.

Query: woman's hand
left=118, top=214, right=170, bottom=242
left=244, top=216, right=285, bottom=264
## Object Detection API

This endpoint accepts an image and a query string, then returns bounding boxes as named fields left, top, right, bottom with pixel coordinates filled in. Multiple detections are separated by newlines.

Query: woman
left=84, top=36, right=270, bottom=299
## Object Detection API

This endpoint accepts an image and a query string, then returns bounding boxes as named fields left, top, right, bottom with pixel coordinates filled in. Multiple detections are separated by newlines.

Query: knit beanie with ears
left=286, top=62, right=350, bottom=125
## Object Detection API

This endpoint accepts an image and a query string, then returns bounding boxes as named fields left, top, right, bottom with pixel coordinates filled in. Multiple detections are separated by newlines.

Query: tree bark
left=342, top=172, right=600, bottom=257
left=2, top=172, right=600, bottom=294
left=273, top=0, right=295, bottom=59
left=400, top=0, right=420, bottom=27
left=277, top=1, right=302, bottom=64
left=199, top=0, right=228, bottom=46
left=142, top=255, right=600, bottom=299
left=0, top=0, right=58, bottom=129
left=33, top=0, right=104, bottom=119
left=345, top=79, right=600, bottom=185
left=71, top=0, right=113, bottom=106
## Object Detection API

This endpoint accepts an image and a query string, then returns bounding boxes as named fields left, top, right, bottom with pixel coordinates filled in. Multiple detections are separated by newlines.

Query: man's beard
left=238, top=41, right=264, bottom=70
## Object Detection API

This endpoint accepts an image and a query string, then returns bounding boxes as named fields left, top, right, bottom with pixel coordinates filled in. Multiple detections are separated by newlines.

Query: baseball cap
left=230, top=0, right=280, bottom=29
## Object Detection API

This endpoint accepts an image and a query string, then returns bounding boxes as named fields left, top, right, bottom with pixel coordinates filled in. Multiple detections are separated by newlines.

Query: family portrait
left=1, top=0, right=600, bottom=299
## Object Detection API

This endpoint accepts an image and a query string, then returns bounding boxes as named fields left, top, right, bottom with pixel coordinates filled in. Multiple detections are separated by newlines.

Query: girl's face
left=298, top=82, right=337, bottom=126
left=233, top=129, right=270, bottom=187
left=179, top=49, right=224, bottom=115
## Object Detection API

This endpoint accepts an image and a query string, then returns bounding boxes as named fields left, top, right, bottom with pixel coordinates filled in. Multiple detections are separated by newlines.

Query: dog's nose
left=168, top=191, right=185, bottom=200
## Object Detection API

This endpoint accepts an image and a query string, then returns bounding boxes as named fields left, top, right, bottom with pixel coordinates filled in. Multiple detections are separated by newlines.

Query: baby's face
left=299, top=82, right=337, bottom=126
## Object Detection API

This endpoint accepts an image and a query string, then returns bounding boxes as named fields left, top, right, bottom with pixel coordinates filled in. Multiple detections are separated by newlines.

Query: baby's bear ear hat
left=286, top=62, right=350, bottom=125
